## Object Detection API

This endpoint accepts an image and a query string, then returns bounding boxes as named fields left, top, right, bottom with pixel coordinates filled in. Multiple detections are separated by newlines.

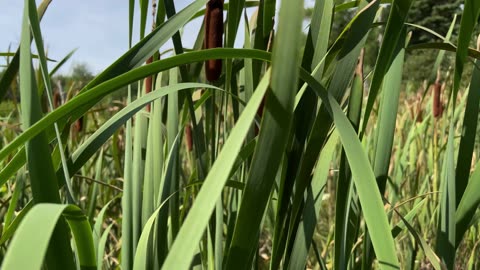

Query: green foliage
left=408, top=0, right=462, bottom=44
left=404, top=0, right=462, bottom=82
left=1, top=0, right=480, bottom=269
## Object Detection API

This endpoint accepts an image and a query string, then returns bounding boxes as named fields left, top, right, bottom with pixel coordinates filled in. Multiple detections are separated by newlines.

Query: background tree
left=405, top=0, right=463, bottom=82
left=408, top=0, right=463, bottom=45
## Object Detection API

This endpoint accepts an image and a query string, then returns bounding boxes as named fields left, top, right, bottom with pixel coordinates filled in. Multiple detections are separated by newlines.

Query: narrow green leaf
left=373, top=30, right=406, bottom=193
left=311, top=0, right=333, bottom=77
left=69, top=83, right=218, bottom=179
left=299, top=69, right=400, bottom=269
left=93, top=200, right=115, bottom=254
left=0, top=49, right=271, bottom=163
left=225, top=0, right=304, bottom=266
left=452, top=0, right=480, bottom=96
left=162, top=69, right=271, bottom=270
left=0, top=0, right=51, bottom=101
left=0, top=202, right=33, bottom=245
left=407, top=42, right=480, bottom=60
left=362, top=0, right=414, bottom=134
left=456, top=160, right=480, bottom=247
left=1, top=204, right=96, bottom=270
left=334, top=51, right=365, bottom=270
left=394, top=209, right=443, bottom=270
left=455, top=59, right=480, bottom=206
left=3, top=168, right=26, bottom=228
left=83, top=0, right=206, bottom=93
left=287, top=132, right=339, bottom=270
left=436, top=124, right=456, bottom=269
left=97, top=224, right=113, bottom=270
left=87, top=150, right=104, bottom=223
left=19, top=1, right=75, bottom=268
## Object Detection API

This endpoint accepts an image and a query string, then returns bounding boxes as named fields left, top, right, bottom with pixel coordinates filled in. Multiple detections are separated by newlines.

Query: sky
left=0, top=0, right=314, bottom=75
left=0, top=0, right=201, bottom=75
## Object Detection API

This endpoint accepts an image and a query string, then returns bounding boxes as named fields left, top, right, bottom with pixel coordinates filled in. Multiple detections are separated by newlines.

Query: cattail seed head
left=204, top=0, right=224, bottom=82
left=433, top=71, right=442, bottom=118
left=185, top=124, right=193, bottom=152
left=53, top=91, right=62, bottom=109
left=74, top=115, right=84, bottom=133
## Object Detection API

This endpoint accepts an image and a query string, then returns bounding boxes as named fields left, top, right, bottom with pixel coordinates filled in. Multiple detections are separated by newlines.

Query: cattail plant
left=266, top=18, right=275, bottom=53
left=255, top=96, right=265, bottom=135
left=415, top=92, right=423, bottom=122
left=144, top=2, right=158, bottom=112
left=185, top=123, right=193, bottom=152
left=53, top=90, right=62, bottom=109
left=74, top=115, right=84, bottom=133
left=253, top=19, right=274, bottom=135
left=145, top=56, right=154, bottom=112
left=433, top=71, right=443, bottom=118
left=204, top=0, right=224, bottom=82
left=3, top=1, right=480, bottom=270
left=73, top=90, right=84, bottom=133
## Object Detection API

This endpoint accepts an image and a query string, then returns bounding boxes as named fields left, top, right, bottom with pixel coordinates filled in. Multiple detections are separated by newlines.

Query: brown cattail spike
left=204, top=0, right=224, bottom=82
left=433, top=71, right=442, bottom=118
left=145, top=56, right=154, bottom=112
left=75, top=115, right=84, bottom=133
left=53, top=91, right=62, bottom=109
left=185, top=124, right=193, bottom=152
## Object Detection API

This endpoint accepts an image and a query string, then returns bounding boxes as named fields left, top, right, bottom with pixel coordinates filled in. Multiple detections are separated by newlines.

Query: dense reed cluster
left=0, top=0, right=479, bottom=269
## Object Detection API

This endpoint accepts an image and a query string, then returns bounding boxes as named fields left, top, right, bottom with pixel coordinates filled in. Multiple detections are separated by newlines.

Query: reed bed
left=0, top=0, right=480, bottom=269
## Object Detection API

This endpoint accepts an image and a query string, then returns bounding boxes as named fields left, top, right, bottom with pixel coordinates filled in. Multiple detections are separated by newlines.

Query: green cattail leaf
left=19, top=0, right=76, bottom=268
left=225, top=0, right=304, bottom=267
left=334, top=52, right=365, bottom=270
left=288, top=4, right=378, bottom=265
left=452, top=0, right=480, bottom=96
left=373, top=30, right=406, bottom=192
left=456, top=159, right=480, bottom=247
left=4, top=168, right=26, bottom=227
left=0, top=202, right=33, bottom=245
left=162, top=69, right=271, bottom=270
left=362, top=0, right=414, bottom=134
left=93, top=199, right=115, bottom=254
left=69, top=83, right=218, bottom=178
left=1, top=204, right=96, bottom=270
left=0, top=150, right=26, bottom=192
left=0, top=49, right=269, bottom=164
left=311, top=0, right=333, bottom=77
left=97, top=224, right=113, bottom=270
left=395, top=209, right=443, bottom=270
left=84, top=0, right=207, bottom=92
left=455, top=59, right=480, bottom=207
left=300, top=69, right=400, bottom=269
left=407, top=42, right=480, bottom=59
left=0, top=0, right=51, bottom=101
left=436, top=3, right=480, bottom=267
left=287, top=132, right=339, bottom=270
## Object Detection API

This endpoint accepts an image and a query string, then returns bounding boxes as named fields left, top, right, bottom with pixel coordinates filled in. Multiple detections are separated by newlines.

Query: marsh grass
left=1, top=0, right=480, bottom=269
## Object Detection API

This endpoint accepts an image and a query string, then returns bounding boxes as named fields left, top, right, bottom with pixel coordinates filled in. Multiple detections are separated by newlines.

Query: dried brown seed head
left=185, top=124, right=193, bottom=152
left=204, top=0, right=224, bottom=82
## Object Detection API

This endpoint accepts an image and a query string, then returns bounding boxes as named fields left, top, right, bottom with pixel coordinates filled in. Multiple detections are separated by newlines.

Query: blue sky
left=1, top=1, right=314, bottom=75
left=0, top=0, right=200, bottom=74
